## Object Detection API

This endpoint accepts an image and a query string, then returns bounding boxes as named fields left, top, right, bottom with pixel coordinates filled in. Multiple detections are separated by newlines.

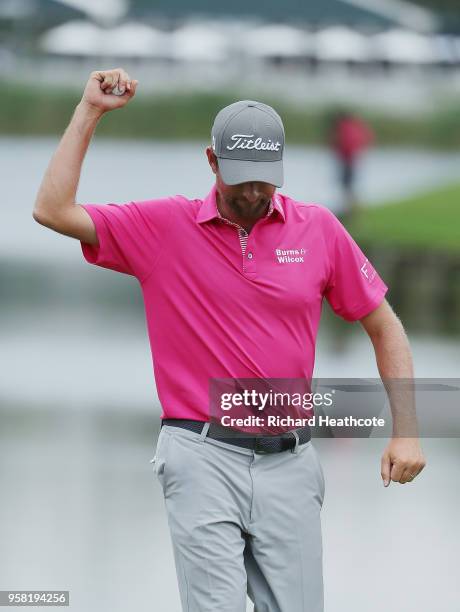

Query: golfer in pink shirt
left=33, top=68, right=426, bottom=612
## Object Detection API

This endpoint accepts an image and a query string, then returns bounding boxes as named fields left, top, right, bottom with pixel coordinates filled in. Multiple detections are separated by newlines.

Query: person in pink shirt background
left=329, top=110, right=374, bottom=223
left=33, top=67, right=426, bottom=612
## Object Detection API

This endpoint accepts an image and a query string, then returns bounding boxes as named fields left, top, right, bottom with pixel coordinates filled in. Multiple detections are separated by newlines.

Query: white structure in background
left=371, top=28, right=439, bottom=64
left=106, top=22, right=169, bottom=58
left=169, top=23, right=229, bottom=62
left=314, top=26, right=371, bottom=62
left=240, top=24, right=313, bottom=59
left=39, top=20, right=169, bottom=58
left=39, top=20, right=100, bottom=56
left=449, top=37, right=460, bottom=64
left=432, top=35, right=460, bottom=65
left=38, top=19, right=460, bottom=69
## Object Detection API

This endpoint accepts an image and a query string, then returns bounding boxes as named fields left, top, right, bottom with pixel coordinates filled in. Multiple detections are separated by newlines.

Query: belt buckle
left=289, top=430, right=300, bottom=454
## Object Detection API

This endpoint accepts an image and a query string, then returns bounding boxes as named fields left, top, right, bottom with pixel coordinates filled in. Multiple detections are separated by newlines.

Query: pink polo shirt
left=80, top=184, right=388, bottom=421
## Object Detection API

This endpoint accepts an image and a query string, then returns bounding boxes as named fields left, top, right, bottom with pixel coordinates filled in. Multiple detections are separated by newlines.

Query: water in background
left=1, top=137, right=459, bottom=611
left=3, top=137, right=460, bottom=262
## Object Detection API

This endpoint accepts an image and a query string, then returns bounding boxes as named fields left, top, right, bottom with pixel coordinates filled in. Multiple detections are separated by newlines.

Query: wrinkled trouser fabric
left=151, top=424, right=325, bottom=612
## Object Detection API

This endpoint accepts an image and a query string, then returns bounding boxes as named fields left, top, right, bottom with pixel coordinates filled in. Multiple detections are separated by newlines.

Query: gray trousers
left=151, top=424, right=325, bottom=612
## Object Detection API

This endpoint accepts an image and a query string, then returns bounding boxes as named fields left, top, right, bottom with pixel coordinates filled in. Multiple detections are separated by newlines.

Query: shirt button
left=247, top=252, right=253, bottom=259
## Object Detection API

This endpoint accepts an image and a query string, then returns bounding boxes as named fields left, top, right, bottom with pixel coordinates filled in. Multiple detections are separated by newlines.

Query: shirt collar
left=196, top=184, right=286, bottom=225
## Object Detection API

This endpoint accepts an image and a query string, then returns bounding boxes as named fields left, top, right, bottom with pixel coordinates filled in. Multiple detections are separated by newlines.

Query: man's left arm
left=359, top=299, right=426, bottom=487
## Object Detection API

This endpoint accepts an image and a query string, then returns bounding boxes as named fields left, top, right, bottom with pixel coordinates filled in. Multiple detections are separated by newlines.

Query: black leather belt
left=161, top=419, right=311, bottom=454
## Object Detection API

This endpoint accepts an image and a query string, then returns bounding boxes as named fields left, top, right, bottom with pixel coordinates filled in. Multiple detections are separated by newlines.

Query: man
left=329, top=110, right=373, bottom=223
left=33, top=68, right=426, bottom=612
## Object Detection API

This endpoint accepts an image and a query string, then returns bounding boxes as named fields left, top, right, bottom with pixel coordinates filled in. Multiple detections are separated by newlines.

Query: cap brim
left=218, top=158, right=283, bottom=188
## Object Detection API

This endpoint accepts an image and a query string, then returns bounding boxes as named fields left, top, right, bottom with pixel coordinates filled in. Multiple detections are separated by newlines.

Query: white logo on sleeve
left=360, top=258, right=376, bottom=282
left=275, top=248, right=307, bottom=264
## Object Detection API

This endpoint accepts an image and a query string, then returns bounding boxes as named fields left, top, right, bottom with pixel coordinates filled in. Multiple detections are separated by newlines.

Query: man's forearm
left=371, top=317, right=413, bottom=378
left=33, top=102, right=103, bottom=221
left=370, top=320, right=418, bottom=437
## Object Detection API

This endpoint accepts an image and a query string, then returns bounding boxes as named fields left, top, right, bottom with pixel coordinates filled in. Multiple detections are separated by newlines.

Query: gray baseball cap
left=211, top=100, right=285, bottom=187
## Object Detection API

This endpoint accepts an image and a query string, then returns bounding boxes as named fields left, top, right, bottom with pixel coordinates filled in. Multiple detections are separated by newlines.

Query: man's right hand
left=80, top=68, right=138, bottom=115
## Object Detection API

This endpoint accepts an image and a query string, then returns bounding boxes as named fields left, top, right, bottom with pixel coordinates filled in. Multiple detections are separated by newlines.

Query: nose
left=242, top=182, right=261, bottom=203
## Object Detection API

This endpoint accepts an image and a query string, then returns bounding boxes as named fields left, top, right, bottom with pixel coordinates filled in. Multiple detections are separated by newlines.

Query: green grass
left=348, top=182, right=460, bottom=252
left=2, top=80, right=460, bottom=148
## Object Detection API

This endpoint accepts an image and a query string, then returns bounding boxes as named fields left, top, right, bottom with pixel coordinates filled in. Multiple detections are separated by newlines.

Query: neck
left=216, top=192, right=270, bottom=233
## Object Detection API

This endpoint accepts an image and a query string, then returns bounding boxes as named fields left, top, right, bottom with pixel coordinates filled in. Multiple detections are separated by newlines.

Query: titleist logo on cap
left=226, top=133, right=281, bottom=152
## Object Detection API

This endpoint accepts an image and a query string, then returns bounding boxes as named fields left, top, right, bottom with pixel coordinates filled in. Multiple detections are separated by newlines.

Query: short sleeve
left=322, top=208, right=388, bottom=321
left=79, top=197, right=174, bottom=282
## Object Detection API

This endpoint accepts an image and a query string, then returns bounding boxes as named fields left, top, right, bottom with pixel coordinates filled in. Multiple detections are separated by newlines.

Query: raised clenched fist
left=80, top=67, right=139, bottom=114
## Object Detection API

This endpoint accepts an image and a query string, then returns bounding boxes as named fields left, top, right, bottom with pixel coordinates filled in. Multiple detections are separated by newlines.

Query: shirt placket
left=219, top=217, right=248, bottom=271
left=216, top=200, right=274, bottom=275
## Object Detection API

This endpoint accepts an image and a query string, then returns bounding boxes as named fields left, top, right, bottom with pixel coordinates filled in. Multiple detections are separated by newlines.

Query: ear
left=206, top=146, right=218, bottom=175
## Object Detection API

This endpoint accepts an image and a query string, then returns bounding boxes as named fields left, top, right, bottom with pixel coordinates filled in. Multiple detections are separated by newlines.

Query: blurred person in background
left=329, top=110, right=374, bottom=224
left=32, top=68, right=425, bottom=612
